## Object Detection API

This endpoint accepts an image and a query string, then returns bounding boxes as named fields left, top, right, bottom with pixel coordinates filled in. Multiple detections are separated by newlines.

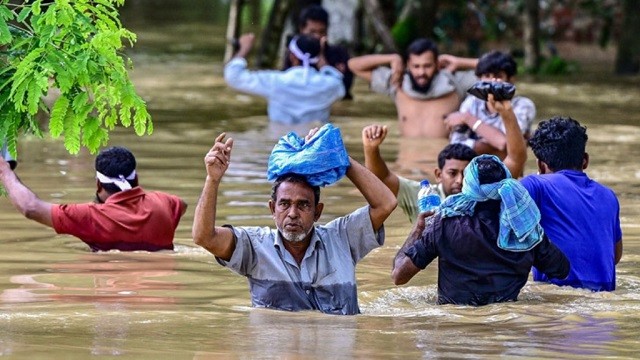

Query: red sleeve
left=51, top=203, right=96, bottom=237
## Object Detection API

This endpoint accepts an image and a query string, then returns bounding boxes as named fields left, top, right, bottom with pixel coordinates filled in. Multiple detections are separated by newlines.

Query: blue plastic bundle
left=267, top=124, right=350, bottom=186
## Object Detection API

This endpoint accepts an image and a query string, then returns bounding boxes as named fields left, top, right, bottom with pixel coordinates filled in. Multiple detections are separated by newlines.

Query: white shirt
left=224, top=58, right=345, bottom=124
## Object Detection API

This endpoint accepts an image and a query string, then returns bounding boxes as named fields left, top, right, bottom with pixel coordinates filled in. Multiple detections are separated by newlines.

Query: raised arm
left=492, top=96, right=527, bottom=178
left=361, top=124, right=401, bottom=196
left=233, top=33, right=254, bottom=59
left=348, top=53, right=403, bottom=85
left=192, top=133, right=237, bottom=261
left=438, top=54, right=479, bottom=72
left=445, top=110, right=508, bottom=153
left=0, top=156, right=53, bottom=227
left=345, top=156, right=397, bottom=232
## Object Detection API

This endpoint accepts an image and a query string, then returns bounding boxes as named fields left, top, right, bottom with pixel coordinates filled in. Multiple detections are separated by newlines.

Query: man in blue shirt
left=192, top=131, right=397, bottom=315
left=224, top=33, right=345, bottom=125
left=521, top=116, right=623, bottom=291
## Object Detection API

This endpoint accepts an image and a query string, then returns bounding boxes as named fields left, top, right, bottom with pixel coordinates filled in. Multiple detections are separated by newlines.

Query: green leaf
left=17, top=6, right=31, bottom=22
left=0, top=15, right=11, bottom=44
left=63, top=110, right=81, bottom=154
left=49, top=95, right=70, bottom=138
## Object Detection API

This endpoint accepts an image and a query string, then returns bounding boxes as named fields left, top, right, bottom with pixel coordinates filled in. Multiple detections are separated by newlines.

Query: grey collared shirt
left=217, top=206, right=384, bottom=315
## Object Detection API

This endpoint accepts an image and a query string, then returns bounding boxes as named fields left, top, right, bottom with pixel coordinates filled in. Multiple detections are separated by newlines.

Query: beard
left=277, top=225, right=313, bottom=243
left=407, top=71, right=433, bottom=94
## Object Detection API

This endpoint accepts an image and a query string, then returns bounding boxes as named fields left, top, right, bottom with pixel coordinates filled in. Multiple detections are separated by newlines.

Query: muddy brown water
left=1, top=2, right=639, bottom=358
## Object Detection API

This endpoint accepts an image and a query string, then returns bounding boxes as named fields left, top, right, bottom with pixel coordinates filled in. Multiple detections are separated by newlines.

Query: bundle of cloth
left=267, top=123, right=350, bottom=187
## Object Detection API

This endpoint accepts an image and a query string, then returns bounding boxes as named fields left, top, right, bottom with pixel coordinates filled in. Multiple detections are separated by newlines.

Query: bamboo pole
left=224, top=0, right=244, bottom=63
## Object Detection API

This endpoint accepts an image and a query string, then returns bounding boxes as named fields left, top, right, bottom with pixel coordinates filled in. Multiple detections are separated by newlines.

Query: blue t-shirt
left=521, top=170, right=622, bottom=291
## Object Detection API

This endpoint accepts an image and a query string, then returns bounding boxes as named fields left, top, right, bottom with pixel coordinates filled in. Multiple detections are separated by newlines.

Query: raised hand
left=235, top=33, right=255, bottom=58
left=304, top=127, right=320, bottom=143
left=487, top=93, right=512, bottom=114
left=362, top=124, right=388, bottom=149
left=205, top=133, right=234, bottom=182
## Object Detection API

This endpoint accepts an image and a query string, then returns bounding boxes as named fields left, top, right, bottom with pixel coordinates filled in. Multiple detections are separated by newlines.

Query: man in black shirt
left=391, top=155, right=569, bottom=306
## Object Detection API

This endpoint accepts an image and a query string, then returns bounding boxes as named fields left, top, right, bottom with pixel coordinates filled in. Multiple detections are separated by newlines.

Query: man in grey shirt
left=192, top=131, right=397, bottom=315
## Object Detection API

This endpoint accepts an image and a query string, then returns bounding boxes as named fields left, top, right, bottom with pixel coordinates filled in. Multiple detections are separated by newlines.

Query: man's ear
left=268, top=200, right=276, bottom=217
left=537, top=159, right=552, bottom=174
left=314, top=203, right=324, bottom=222
left=434, top=168, right=442, bottom=182
left=582, top=153, right=589, bottom=170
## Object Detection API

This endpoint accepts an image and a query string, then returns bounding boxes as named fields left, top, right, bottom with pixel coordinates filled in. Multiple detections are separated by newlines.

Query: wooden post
left=224, top=0, right=244, bottom=63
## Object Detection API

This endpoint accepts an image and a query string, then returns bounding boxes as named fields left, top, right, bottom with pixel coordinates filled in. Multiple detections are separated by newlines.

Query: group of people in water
left=0, top=5, right=622, bottom=315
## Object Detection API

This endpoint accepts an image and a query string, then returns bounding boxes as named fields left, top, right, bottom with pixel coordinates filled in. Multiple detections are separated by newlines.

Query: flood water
left=1, top=2, right=640, bottom=358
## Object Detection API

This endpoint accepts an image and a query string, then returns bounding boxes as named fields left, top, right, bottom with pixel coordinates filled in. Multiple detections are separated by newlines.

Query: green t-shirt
left=397, top=176, right=446, bottom=224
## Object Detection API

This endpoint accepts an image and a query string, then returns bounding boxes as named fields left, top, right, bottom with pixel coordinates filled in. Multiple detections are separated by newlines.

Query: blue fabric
left=439, top=154, right=543, bottom=252
left=267, top=123, right=350, bottom=186
left=522, top=170, right=622, bottom=291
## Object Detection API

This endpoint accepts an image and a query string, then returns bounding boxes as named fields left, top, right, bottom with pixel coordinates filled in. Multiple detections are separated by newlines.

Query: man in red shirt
left=0, top=146, right=187, bottom=251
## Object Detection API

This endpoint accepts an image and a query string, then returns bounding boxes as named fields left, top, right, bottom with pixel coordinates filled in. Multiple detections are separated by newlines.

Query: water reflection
left=1, top=253, right=179, bottom=304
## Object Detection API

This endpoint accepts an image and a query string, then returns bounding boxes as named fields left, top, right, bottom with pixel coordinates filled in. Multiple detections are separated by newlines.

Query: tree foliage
left=0, top=0, right=152, bottom=158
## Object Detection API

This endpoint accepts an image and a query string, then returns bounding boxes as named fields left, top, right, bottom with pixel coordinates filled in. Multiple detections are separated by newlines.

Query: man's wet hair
left=298, top=4, right=329, bottom=28
left=271, top=173, right=321, bottom=205
left=405, top=38, right=439, bottom=63
left=477, top=156, right=507, bottom=184
left=291, top=34, right=321, bottom=61
left=528, top=116, right=588, bottom=171
left=437, top=144, right=477, bottom=169
left=475, top=50, right=517, bottom=78
left=95, top=146, right=138, bottom=193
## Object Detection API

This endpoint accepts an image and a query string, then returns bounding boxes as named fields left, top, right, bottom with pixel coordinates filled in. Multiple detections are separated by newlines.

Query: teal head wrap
left=439, top=154, right=544, bottom=252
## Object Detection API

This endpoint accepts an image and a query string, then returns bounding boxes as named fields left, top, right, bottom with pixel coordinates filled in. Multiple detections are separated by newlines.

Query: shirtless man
left=348, top=38, right=478, bottom=138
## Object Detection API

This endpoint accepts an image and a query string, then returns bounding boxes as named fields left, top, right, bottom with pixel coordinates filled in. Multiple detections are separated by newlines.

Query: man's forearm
left=500, top=106, right=527, bottom=178
left=346, top=157, right=397, bottom=231
left=0, top=168, right=53, bottom=226
left=348, top=54, right=401, bottom=81
left=192, top=177, right=234, bottom=259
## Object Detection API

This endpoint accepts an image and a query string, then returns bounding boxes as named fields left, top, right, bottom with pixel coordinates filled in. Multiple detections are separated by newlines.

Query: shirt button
left=305, top=290, right=310, bottom=294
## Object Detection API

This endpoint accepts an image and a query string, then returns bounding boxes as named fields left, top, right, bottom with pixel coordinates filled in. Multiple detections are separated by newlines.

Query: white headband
left=96, top=170, right=136, bottom=191
left=289, top=37, right=319, bottom=82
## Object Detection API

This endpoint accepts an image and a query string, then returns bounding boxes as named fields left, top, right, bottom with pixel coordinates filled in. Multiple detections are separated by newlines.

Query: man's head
left=404, top=38, right=440, bottom=93
left=528, top=116, right=588, bottom=174
left=288, top=35, right=321, bottom=68
left=476, top=155, right=508, bottom=184
left=269, top=174, right=323, bottom=243
left=475, top=50, right=517, bottom=81
left=95, top=146, right=138, bottom=196
left=435, top=144, right=477, bottom=196
left=298, top=5, right=328, bottom=39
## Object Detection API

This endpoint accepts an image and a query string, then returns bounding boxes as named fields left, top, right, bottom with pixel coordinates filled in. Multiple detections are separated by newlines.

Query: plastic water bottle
left=417, top=179, right=441, bottom=213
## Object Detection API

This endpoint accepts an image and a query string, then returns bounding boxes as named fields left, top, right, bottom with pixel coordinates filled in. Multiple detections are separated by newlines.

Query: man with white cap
left=224, top=33, right=345, bottom=124
left=0, top=146, right=187, bottom=251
